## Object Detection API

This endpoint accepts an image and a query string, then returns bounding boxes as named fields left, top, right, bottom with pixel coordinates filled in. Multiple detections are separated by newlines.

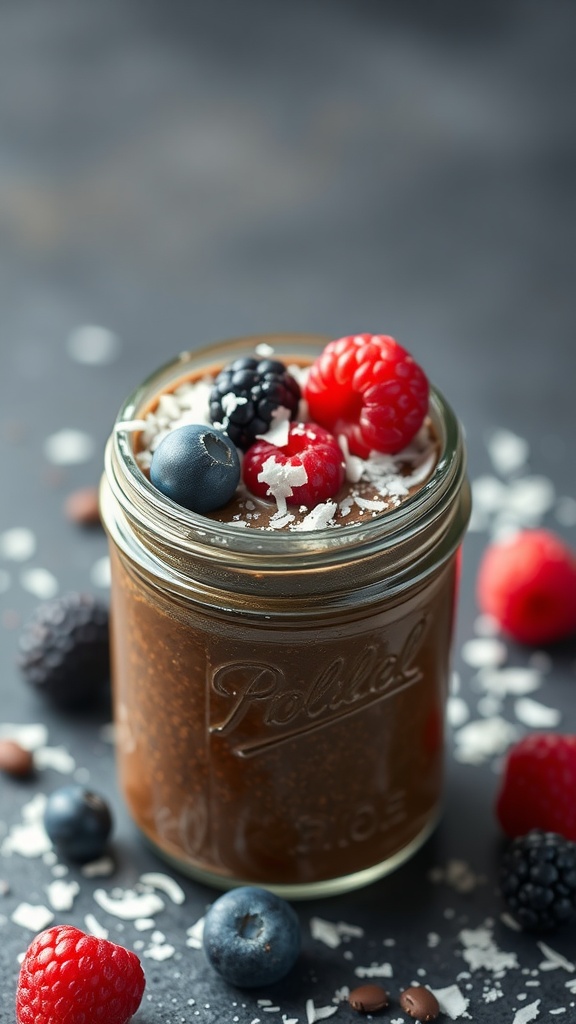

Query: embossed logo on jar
left=209, top=617, right=428, bottom=756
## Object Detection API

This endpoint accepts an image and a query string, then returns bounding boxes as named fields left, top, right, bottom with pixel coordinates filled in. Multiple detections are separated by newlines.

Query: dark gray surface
left=1, top=2, right=576, bottom=1021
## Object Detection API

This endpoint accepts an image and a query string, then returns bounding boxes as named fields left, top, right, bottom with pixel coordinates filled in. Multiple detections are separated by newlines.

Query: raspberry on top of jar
left=134, top=334, right=439, bottom=531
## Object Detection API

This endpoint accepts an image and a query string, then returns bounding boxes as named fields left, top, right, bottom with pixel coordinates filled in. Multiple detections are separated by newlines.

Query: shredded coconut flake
left=429, top=985, right=470, bottom=1019
left=461, top=637, right=507, bottom=669
left=84, top=912, right=109, bottom=938
left=46, top=879, right=80, bottom=911
left=305, top=1000, right=338, bottom=1024
left=12, top=902, right=54, bottom=931
left=514, top=697, right=561, bottom=728
left=19, top=567, right=59, bottom=600
left=139, top=872, right=186, bottom=905
left=44, top=429, right=95, bottom=466
left=453, top=716, right=519, bottom=765
left=537, top=942, right=575, bottom=973
left=67, top=325, right=120, bottom=365
left=512, top=1000, right=541, bottom=1024
left=487, top=429, right=530, bottom=476
left=93, top=888, right=165, bottom=920
left=0, top=527, right=36, bottom=561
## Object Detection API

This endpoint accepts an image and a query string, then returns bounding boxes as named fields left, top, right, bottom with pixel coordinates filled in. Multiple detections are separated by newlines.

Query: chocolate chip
left=64, top=487, right=102, bottom=526
left=0, top=739, right=34, bottom=778
left=399, top=986, right=440, bottom=1022
left=348, top=984, right=390, bottom=1014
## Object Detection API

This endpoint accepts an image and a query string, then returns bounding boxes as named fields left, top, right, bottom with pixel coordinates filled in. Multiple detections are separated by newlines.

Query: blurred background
left=1, top=0, right=575, bottom=445
left=1, top=5, right=576, bottom=1014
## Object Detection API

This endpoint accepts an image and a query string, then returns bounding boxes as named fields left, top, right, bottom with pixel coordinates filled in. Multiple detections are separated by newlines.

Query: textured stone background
left=1, top=2, right=575, bottom=1021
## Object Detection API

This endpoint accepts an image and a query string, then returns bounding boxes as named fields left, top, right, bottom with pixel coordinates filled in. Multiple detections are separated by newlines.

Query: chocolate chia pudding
left=100, top=333, right=471, bottom=896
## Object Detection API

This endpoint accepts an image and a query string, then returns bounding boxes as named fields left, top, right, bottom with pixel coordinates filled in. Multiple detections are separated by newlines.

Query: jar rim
left=104, top=334, right=467, bottom=568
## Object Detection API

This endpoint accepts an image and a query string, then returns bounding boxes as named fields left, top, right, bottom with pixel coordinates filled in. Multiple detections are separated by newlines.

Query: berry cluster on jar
left=142, top=333, right=435, bottom=530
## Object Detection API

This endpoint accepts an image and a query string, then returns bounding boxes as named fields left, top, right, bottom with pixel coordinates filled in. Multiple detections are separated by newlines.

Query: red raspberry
left=16, top=924, right=145, bottom=1024
left=243, top=422, right=345, bottom=508
left=496, top=734, right=576, bottom=840
left=304, top=333, right=429, bottom=456
left=477, top=529, right=576, bottom=645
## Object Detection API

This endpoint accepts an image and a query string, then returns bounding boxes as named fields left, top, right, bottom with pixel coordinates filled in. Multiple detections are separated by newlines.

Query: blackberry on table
left=18, top=592, right=110, bottom=707
left=209, top=357, right=301, bottom=451
left=500, top=829, right=576, bottom=931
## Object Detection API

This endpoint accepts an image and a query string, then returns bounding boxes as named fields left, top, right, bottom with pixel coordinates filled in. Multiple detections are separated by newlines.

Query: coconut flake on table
left=0, top=723, right=48, bottom=750
left=459, top=925, right=519, bottom=975
left=34, top=745, right=76, bottom=774
left=46, top=878, right=80, bottom=911
left=44, top=429, right=95, bottom=466
left=428, top=860, right=486, bottom=893
left=461, top=638, right=508, bottom=669
left=354, top=962, right=393, bottom=979
left=84, top=912, right=109, bottom=938
left=19, top=567, right=59, bottom=600
left=0, top=527, right=36, bottom=561
left=81, top=855, right=115, bottom=878
left=453, top=716, right=520, bottom=765
left=93, top=887, right=165, bottom=920
left=67, top=325, right=121, bottom=365
left=139, top=871, right=186, bottom=905
left=512, top=1001, right=541, bottom=1024
left=11, top=902, right=54, bottom=931
left=514, top=697, right=561, bottom=728
left=310, top=918, right=364, bottom=949
left=428, top=984, right=470, bottom=1020
left=476, top=666, right=543, bottom=697
left=1, top=794, right=52, bottom=858
left=186, top=917, right=205, bottom=948
left=305, top=999, right=338, bottom=1024
left=486, top=429, right=530, bottom=476
left=537, top=943, right=575, bottom=973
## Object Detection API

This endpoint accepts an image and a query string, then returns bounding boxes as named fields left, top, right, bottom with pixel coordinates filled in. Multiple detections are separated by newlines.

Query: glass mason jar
left=100, top=333, right=471, bottom=898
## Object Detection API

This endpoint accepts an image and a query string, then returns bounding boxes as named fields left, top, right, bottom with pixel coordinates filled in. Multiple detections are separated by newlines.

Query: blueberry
left=44, top=784, right=113, bottom=862
left=202, top=886, right=301, bottom=988
left=150, top=424, right=240, bottom=514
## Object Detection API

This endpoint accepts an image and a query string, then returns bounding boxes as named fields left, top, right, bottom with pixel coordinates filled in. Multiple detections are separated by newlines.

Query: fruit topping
left=496, top=733, right=576, bottom=841
left=243, top=422, right=345, bottom=510
left=304, top=333, right=429, bottom=456
left=202, top=886, right=301, bottom=988
left=210, top=357, right=301, bottom=451
left=499, top=829, right=576, bottom=931
left=476, top=528, right=576, bottom=645
left=16, top=924, right=145, bottom=1024
left=150, top=423, right=241, bottom=513
left=18, top=592, right=110, bottom=708
left=44, top=784, right=113, bottom=862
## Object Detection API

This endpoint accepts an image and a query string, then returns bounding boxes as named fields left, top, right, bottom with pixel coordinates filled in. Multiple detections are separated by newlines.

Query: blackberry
left=209, top=357, right=301, bottom=451
left=500, top=829, right=576, bottom=931
left=18, top=592, right=110, bottom=708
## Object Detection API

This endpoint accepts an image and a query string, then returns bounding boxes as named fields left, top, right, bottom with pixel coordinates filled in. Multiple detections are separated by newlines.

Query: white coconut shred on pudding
left=125, top=337, right=440, bottom=531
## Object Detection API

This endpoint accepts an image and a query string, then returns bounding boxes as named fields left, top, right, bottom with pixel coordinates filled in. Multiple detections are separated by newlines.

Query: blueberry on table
left=150, top=424, right=240, bottom=514
left=44, top=785, right=113, bottom=863
left=202, top=886, right=301, bottom=987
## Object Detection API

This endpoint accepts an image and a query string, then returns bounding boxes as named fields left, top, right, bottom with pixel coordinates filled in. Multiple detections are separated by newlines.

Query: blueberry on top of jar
left=209, top=357, right=301, bottom=451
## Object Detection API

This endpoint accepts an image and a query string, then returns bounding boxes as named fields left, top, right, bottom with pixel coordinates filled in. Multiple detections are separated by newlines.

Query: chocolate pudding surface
left=132, top=357, right=440, bottom=532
